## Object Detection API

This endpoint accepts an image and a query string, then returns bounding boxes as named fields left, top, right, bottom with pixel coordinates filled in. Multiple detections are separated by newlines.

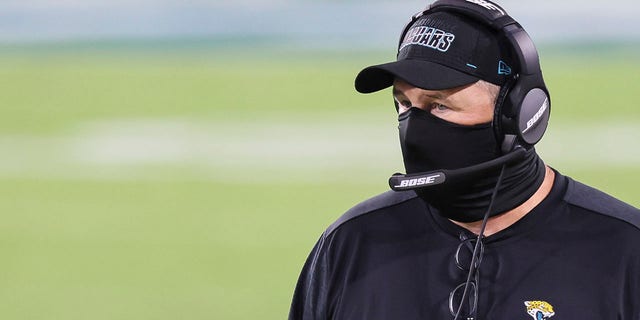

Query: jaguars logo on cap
left=399, top=26, right=455, bottom=52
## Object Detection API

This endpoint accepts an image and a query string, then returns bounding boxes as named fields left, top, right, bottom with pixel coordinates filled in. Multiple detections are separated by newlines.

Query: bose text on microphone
left=389, top=147, right=527, bottom=191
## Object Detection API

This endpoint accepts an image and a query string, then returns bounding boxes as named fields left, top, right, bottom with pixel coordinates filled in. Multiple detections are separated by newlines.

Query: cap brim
left=354, top=59, right=480, bottom=93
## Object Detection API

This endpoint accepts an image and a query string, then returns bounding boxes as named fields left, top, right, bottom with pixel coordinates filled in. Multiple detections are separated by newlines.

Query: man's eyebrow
left=392, top=88, right=446, bottom=100
left=423, top=91, right=445, bottom=99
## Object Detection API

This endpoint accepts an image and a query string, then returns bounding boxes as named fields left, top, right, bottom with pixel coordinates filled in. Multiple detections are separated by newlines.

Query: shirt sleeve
left=289, top=232, right=332, bottom=320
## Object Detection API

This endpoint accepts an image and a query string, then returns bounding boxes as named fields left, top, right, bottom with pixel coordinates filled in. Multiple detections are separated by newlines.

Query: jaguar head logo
left=524, top=300, right=555, bottom=320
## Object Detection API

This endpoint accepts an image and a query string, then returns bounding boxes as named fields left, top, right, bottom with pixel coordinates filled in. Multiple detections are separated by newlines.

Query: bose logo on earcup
left=522, top=97, right=548, bottom=134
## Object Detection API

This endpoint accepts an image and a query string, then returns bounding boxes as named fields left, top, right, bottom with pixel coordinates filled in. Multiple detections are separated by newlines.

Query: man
left=289, top=0, right=640, bottom=319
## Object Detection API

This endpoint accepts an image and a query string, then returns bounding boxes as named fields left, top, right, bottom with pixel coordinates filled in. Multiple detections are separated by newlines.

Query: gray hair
left=476, top=80, right=501, bottom=104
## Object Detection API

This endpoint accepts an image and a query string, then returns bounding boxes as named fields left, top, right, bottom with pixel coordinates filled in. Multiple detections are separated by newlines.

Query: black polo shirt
left=289, top=172, right=640, bottom=320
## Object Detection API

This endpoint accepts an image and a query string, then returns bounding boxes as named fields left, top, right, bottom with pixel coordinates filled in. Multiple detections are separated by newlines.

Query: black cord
left=453, top=163, right=507, bottom=320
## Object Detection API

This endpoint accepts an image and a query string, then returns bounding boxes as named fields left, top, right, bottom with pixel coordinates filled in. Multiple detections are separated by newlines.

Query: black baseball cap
left=355, top=11, right=513, bottom=93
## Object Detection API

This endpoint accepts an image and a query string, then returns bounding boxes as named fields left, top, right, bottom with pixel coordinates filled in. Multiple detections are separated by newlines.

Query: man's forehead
left=392, top=79, right=457, bottom=99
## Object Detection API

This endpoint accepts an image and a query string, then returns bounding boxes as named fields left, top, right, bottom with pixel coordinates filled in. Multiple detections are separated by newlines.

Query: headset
left=397, top=0, right=551, bottom=153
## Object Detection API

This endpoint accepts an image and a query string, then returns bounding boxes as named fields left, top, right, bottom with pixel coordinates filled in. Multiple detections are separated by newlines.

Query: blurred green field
left=0, top=45, right=639, bottom=319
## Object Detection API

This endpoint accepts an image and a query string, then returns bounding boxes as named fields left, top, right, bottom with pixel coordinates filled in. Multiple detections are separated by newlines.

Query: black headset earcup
left=500, top=77, right=550, bottom=149
left=517, top=87, right=550, bottom=145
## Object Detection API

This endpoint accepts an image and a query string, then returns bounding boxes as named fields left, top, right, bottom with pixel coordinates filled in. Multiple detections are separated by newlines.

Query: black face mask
left=398, top=107, right=546, bottom=222
left=399, top=107, right=500, bottom=172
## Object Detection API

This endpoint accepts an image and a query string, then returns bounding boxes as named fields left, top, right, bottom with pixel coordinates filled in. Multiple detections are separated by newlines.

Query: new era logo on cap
left=498, top=60, right=511, bottom=75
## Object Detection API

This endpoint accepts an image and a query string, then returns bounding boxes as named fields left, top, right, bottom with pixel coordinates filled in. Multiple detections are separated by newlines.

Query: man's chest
left=330, top=243, right=626, bottom=320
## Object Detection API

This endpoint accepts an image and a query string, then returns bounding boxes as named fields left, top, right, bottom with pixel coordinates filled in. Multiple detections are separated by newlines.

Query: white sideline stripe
left=0, top=119, right=638, bottom=182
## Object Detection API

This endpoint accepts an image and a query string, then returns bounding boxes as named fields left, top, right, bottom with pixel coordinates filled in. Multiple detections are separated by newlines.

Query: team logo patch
left=524, top=301, right=555, bottom=320
left=399, top=26, right=455, bottom=52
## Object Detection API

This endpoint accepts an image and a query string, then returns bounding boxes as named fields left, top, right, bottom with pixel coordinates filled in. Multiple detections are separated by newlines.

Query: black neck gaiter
left=398, top=107, right=546, bottom=222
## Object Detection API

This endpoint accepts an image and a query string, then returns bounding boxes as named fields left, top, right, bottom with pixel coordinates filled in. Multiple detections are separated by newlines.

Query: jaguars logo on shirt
left=524, top=301, right=555, bottom=319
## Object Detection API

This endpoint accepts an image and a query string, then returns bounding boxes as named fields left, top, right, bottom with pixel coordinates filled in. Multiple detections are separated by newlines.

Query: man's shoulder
left=563, top=175, right=640, bottom=230
left=325, top=190, right=419, bottom=237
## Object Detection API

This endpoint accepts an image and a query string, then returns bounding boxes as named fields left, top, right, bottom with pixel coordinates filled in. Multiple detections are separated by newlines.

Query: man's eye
left=431, top=103, right=449, bottom=111
left=394, top=98, right=412, bottom=111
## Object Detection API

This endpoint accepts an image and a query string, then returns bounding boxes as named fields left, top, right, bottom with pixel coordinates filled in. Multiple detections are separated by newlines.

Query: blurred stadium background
left=1, top=1, right=639, bottom=319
